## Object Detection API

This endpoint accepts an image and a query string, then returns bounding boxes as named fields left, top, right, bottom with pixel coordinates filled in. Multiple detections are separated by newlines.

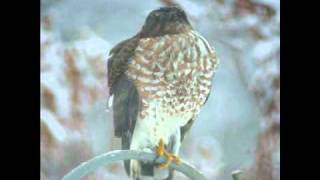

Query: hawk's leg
left=155, top=138, right=181, bottom=169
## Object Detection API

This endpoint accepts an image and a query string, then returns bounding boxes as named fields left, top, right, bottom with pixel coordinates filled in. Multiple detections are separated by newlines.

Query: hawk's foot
left=155, top=138, right=181, bottom=169
left=156, top=138, right=165, bottom=156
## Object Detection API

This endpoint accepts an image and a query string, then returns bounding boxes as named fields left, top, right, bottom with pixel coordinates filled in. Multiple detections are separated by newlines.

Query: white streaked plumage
left=126, top=30, right=218, bottom=179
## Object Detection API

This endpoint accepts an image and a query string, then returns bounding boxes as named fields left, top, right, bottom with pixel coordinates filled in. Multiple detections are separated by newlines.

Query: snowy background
left=40, top=0, right=280, bottom=179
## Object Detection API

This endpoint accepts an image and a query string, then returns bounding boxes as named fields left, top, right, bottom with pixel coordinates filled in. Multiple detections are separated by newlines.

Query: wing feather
left=107, top=37, right=140, bottom=175
left=107, top=37, right=139, bottom=95
left=180, top=118, right=194, bottom=142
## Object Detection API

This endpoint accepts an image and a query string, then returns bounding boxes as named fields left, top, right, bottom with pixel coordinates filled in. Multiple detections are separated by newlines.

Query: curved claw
left=155, top=138, right=181, bottom=169
left=156, top=139, right=165, bottom=156
left=172, top=155, right=181, bottom=165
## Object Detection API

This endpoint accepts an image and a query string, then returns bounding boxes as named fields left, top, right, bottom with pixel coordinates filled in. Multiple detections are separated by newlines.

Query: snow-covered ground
left=41, top=0, right=280, bottom=179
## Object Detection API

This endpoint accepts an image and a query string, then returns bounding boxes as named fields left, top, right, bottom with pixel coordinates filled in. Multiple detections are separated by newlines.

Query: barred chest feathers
left=127, top=30, right=217, bottom=148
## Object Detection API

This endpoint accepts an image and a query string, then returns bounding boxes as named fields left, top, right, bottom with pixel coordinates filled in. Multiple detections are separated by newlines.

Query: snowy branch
left=62, top=150, right=207, bottom=180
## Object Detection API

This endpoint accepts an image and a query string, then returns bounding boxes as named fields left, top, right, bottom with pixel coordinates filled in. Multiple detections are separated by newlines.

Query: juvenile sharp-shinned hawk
left=107, top=6, right=218, bottom=180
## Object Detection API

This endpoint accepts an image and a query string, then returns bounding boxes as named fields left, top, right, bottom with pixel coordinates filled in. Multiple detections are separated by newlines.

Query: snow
left=175, top=0, right=206, bottom=18
left=41, top=109, right=67, bottom=142
left=253, top=38, right=280, bottom=60
left=73, top=32, right=111, bottom=58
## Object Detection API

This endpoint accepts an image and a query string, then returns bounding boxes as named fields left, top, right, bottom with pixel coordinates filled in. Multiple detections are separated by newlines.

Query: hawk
left=107, top=6, right=218, bottom=180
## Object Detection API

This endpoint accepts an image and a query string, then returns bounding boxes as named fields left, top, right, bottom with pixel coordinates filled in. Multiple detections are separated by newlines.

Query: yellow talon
left=159, top=158, right=172, bottom=169
left=155, top=138, right=181, bottom=169
left=156, top=138, right=165, bottom=156
left=172, top=155, right=181, bottom=165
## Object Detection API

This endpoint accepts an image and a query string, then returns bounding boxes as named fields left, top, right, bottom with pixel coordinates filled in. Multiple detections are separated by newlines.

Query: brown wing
left=180, top=118, right=194, bottom=142
left=108, top=36, right=139, bottom=95
left=107, top=35, right=140, bottom=136
left=107, top=36, right=141, bottom=175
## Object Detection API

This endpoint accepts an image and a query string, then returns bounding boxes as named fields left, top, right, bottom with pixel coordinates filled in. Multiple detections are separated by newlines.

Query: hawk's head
left=140, top=6, right=192, bottom=38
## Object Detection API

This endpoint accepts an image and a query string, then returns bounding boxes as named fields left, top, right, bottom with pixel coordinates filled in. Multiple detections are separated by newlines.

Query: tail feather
left=165, top=169, right=175, bottom=180
left=122, top=133, right=154, bottom=178
left=140, top=162, right=154, bottom=176
left=131, top=160, right=155, bottom=180
left=121, top=132, right=131, bottom=176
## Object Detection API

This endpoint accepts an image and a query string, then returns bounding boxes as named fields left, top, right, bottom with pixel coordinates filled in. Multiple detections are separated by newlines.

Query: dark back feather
left=107, top=37, right=140, bottom=175
left=112, top=75, right=140, bottom=175
left=107, top=36, right=139, bottom=95
left=180, top=119, right=194, bottom=142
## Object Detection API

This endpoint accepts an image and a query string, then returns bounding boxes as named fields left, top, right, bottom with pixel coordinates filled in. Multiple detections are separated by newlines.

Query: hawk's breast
left=126, top=31, right=217, bottom=146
